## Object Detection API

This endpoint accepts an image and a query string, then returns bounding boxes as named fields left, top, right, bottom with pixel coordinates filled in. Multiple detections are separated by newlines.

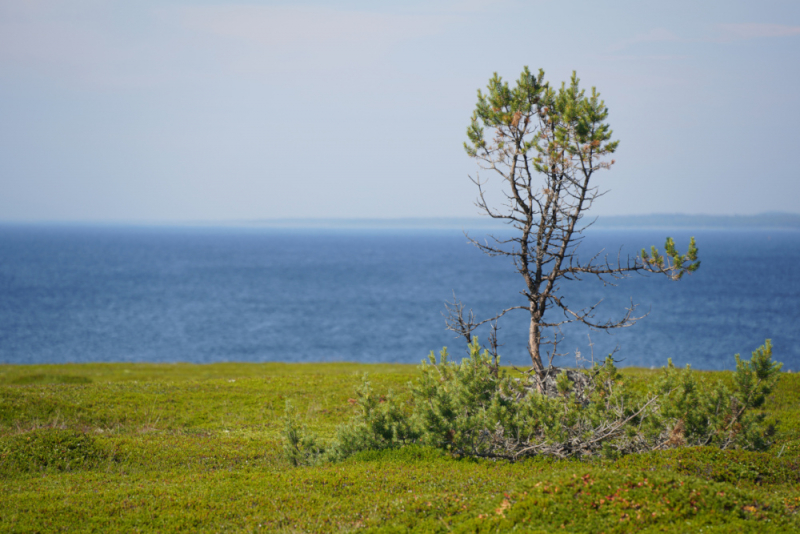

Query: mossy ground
left=1, top=362, right=798, bottom=532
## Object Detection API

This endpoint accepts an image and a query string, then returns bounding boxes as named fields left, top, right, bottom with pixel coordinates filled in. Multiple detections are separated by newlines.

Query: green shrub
left=326, top=378, right=418, bottom=462
left=281, top=401, right=325, bottom=466
left=654, top=339, right=782, bottom=450
left=283, top=339, right=782, bottom=464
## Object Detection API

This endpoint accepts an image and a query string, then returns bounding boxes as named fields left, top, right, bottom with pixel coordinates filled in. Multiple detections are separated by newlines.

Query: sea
left=0, top=224, right=798, bottom=371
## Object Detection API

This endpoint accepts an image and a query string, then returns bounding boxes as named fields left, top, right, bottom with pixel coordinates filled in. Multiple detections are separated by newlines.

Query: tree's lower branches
left=443, top=395, right=667, bottom=461
left=548, top=294, right=646, bottom=330
left=443, top=294, right=527, bottom=344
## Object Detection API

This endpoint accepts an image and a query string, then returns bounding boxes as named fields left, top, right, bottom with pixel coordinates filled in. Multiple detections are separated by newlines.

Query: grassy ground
left=1, top=362, right=799, bottom=533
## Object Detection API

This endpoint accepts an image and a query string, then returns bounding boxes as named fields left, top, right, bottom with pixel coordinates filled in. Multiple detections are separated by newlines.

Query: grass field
left=1, top=362, right=799, bottom=533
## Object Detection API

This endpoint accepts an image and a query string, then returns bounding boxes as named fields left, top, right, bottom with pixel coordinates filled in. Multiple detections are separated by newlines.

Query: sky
left=1, top=0, right=799, bottom=223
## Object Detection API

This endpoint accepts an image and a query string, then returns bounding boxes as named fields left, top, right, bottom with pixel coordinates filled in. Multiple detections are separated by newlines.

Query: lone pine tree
left=447, top=68, right=700, bottom=377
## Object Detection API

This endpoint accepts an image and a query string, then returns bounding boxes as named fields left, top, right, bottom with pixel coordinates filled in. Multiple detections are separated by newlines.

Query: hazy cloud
left=714, top=23, right=800, bottom=41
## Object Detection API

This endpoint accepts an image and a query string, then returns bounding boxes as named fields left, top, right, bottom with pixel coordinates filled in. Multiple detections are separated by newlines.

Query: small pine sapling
left=282, top=401, right=324, bottom=467
left=327, top=376, right=417, bottom=461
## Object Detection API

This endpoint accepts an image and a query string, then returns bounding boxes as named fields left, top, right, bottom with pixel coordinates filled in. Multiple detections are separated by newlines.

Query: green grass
left=1, top=362, right=799, bottom=532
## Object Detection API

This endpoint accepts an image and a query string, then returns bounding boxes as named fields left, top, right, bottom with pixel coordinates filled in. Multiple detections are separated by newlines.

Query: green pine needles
left=641, top=236, right=701, bottom=280
left=283, top=340, right=781, bottom=465
left=282, top=401, right=325, bottom=467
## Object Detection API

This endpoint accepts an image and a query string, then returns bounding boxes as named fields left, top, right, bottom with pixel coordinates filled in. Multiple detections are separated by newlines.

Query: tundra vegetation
left=1, top=358, right=799, bottom=532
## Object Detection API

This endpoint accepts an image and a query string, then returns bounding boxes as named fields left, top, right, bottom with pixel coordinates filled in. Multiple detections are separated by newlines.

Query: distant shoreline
left=202, top=212, right=800, bottom=230
left=591, top=212, right=800, bottom=230
left=2, top=212, right=799, bottom=230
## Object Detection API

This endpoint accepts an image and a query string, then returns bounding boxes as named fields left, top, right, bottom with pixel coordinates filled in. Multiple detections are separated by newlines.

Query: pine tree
left=449, top=68, right=700, bottom=377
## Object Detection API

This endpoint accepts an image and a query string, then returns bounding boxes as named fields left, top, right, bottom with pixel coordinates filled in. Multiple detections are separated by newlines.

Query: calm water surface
left=0, top=225, right=798, bottom=370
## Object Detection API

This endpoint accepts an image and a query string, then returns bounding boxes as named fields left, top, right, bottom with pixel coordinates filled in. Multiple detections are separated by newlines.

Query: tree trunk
left=528, top=314, right=545, bottom=374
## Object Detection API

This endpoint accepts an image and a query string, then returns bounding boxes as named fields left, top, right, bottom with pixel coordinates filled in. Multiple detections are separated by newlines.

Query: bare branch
left=443, top=293, right=525, bottom=345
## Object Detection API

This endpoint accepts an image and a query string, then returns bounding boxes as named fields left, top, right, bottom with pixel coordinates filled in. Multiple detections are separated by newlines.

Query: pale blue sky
left=1, top=0, right=799, bottom=222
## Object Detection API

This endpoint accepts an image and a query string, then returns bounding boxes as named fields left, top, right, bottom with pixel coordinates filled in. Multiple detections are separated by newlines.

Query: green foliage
left=734, top=339, right=782, bottom=410
left=465, top=67, right=546, bottom=157
left=410, top=340, right=521, bottom=457
left=327, top=377, right=418, bottom=462
left=641, top=236, right=701, bottom=280
left=465, top=69, right=619, bottom=167
left=289, top=340, right=782, bottom=465
left=652, top=360, right=729, bottom=446
left=282, top=401, right=325, bottom=467
left=555, top=370, right=572, bottom=396
left=654, top=340, right=782, bottom=451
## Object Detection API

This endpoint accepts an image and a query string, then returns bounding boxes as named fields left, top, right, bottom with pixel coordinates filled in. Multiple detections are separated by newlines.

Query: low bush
left=285, top=339, right=782, bottom=464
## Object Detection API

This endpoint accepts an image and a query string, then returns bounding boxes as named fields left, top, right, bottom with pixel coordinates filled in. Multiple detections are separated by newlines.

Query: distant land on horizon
left=3, top=212, right=799, bottom=230
left=240, top=212, right=800, bottom=230
left=593, top=212, right=800, bottom=229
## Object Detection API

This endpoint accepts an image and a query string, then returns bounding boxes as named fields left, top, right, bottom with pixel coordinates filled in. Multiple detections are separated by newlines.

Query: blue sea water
left=0, top=224, right=798, bottom=371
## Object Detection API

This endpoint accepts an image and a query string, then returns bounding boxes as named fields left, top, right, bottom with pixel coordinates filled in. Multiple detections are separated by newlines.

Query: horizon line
left=1, top=211, right=799, bottom=229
